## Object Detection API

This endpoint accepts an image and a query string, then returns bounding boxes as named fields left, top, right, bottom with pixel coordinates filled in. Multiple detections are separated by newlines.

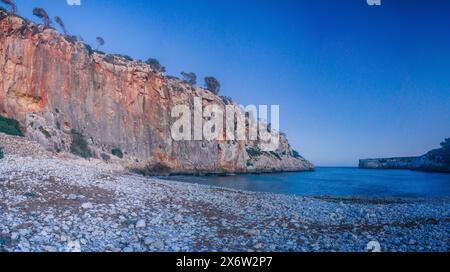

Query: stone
left=67, top=240, right=81, bottom=252
left=136, top=219, right=146, bottom=228
left=123, top=247, right=133, bottom=252
left=151, top=240, right=165, bottom=249
left=67, top=194, right=78, bottom=200
left=144, top=237, right=153, bottom=245
left=43, top=246, right=57, bottom=252
left=254, top=243, right=263, bottom=249
left=245, top=229, right=260, bottom=237
left=81, top=203, right=93, bottom=209
left=11, top=232, right=19, bottom=240
left=19, top=229, right=29, bottom=236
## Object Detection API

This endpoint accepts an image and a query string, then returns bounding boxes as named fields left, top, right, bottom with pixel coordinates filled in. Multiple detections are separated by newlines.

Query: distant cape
left=359, top=139, right=450, bottom=173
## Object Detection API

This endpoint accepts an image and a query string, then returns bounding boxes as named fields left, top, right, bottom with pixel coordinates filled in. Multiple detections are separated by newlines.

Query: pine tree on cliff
left=55, top=16, right=68, bottom=35
left=33, top=7, right=51, bottom=27
left=204, top=76, right=221, bottom=95
left=441, top=138, right=450, bottom=150
left=145, top=58, right=166, bottom=73
left=1, top=0, right=16, bottom=15
left=96, top=36, right=105, bottom=50
left=181, top=72, right=197, bottom=86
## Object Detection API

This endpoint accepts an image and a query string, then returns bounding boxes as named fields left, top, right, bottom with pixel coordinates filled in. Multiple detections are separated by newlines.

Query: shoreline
left=1, top=153, right=449, bottom=252
left=0, top=134, right=449, bottom=252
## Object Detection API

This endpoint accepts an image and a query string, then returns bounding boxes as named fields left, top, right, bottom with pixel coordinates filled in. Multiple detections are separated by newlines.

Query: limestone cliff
left=0, top=10, right=314, bottom=175
left=359, top=141, right=450, bottom=173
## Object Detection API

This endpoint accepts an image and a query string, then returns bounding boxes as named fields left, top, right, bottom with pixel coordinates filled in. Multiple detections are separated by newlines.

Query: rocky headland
left=359, top=139, right=450, bottom=173
left=0, top=9, right=313, bottom=175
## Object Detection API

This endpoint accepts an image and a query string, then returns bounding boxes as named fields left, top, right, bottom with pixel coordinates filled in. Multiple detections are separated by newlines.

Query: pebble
left=254, top=243, right=263, bottom=249
left=81, top=203, right=93, bottom=209
left=151, top=241, right=165, bottom=249
left=43, top=246, right=57, bottom=252
left=67, top=194, right=78, bottom=200
left=0, top=137, right=449, bottom=252
left=136, top=220, right=146, bottom=228
left=144, top=237, right=153, bottom=245
left=245, top=230, right=260, bottom=237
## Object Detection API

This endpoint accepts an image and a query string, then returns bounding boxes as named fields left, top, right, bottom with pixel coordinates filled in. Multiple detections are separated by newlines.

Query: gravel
left=0, top=134, right=449, bottom=252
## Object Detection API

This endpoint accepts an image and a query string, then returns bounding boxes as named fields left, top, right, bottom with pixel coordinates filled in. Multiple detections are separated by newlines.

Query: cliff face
left=359, top=148, right=450, bottom=173
left=0, top=11, right=314, bottom=175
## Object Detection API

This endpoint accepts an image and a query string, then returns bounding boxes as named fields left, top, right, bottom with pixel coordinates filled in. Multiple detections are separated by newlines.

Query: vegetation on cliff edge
left=145, top=58, right=166, bottom=73
left=246, top=146, right=263, bottom=158
left=111, top=148, right=124, bottom=159
left=181, top=72, right=197, bottom=86
left=0, top=115, right=24, bottom=137
left=70, top=129, right=92, bottom=158
left=428, top=138, right=450, bottom=165
left=2, top=5, right=227, bottom=100
left=32, top=7, right=51, bottom=27
left=292, top=150, right=302, bottom=159
left=204, top=76, right=221, bottom=95
left=1, top=0, right=16, bottom=15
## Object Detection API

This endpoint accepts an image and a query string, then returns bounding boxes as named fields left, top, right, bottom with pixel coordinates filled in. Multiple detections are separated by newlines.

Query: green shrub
left=220, top=96, right=233, bottom=105
left=204, top=76, right=221, bottom=95
left=64, top=35, right=79, bottom=44
left=101, top=153, right=111, bottom=162
left=246, top=146, right=263, bottom=158
left=70, top=129, right=92, bottom=158
left=0, top=147, right=4, bottom=159
left=181, top=72, right=197, bottom=85
left=23, top=192, right=38, bottom=198
left=111, top=148, right=123, bottom=159
left=84, top=43, right=94, bottom=55
left=113, top=54, right=133, bottom=61
left=270, top=151, right=282, bottom=160
left=145, top=58, right=166, bottom=73
left=292, top=150, right=302, bottom=159
left=39, top=126, right=51, bottom=138
left=0, top=115, right=24, bottom=137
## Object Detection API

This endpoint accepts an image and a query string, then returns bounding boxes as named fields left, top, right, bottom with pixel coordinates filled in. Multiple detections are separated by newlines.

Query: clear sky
left=8, top=0, right=450, bottom=166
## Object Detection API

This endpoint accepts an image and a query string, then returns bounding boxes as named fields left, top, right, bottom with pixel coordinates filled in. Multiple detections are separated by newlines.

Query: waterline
left=162, top=167, right=450, bottom=198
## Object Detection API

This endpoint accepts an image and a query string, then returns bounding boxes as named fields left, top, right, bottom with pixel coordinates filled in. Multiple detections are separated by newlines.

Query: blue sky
left=8, top=0, right=450, bottom=166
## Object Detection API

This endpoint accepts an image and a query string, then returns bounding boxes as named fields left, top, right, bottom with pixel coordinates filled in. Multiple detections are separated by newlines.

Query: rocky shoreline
left=359, top=139, right=450, bottom=173
left=0, top=135, right=449, bottom=252
left=359, top=157, right=450, bottom=173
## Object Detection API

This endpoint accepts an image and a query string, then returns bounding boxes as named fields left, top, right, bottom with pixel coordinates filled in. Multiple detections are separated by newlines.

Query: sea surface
left=163, top=167, right=450, bottom=198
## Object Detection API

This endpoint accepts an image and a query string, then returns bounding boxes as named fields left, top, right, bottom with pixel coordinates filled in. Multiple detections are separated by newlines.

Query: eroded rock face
left=0, top=11, right=314, bottom=174
left=359, top=149, right=450, bottom=173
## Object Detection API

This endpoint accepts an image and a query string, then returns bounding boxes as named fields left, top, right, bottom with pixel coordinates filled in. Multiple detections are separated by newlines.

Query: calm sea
left=163, top=167, right=450, bottom=198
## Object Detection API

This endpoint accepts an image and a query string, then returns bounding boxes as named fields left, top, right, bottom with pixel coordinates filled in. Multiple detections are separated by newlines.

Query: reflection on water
left=162, top=167, right=450, bottom=197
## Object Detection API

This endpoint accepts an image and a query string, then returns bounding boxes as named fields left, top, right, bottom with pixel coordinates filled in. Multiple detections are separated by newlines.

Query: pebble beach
left=0, top=134, right=449, bottom=252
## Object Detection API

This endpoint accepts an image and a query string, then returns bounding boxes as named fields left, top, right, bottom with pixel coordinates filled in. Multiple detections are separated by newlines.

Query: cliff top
left=0, top=8, right=215, bottom=93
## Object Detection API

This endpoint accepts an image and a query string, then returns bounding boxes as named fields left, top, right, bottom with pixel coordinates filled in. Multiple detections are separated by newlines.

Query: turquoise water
left=164, top=168, right=450, bottom=197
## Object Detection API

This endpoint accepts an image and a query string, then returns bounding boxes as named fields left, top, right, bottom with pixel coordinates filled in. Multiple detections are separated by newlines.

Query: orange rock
left=0, top=10, right=314, bottom=175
